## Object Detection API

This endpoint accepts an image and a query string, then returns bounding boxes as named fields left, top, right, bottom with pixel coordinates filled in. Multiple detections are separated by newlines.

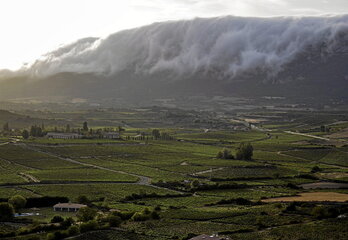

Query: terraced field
left=1, top=109, right=348, bottom=240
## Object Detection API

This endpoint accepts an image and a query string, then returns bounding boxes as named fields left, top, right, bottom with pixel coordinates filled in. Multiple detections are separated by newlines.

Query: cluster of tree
left=216, top=142, right=254, bottom=160
left=283, top=202, right=348, bottom=220
left=236, top=143, right=253, bottom=160
left=46, top=205, right=161, bottom=240
left=22, top=125, right=45, bottom=139
left=216, top=148, right=234, bottom=159
left=152, top=129, right=175, bottom=140
left=0, top=195, right=27, bottom=221
left=320, top=125, right=331, bottom=133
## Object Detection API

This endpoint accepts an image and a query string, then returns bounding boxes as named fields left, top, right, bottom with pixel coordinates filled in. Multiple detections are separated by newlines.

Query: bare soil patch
left=300, top=182, right=348, bottom=190
left=262, top=192, right=348, bottom=203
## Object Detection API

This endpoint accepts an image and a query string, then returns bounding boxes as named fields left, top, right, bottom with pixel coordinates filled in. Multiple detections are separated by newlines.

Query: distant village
left=3, top=121, right=123, bottom=140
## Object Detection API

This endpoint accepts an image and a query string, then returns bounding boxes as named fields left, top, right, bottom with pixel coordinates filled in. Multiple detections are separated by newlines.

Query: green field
left=0, top=107, right=348, bottom=240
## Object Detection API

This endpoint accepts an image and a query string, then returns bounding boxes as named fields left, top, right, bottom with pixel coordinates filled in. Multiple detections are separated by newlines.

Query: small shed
left=53, top=203, right=87, bottom=212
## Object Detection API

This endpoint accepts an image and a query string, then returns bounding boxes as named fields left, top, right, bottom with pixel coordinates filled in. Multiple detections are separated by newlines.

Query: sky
left=0, top=0, right=347, bottom=70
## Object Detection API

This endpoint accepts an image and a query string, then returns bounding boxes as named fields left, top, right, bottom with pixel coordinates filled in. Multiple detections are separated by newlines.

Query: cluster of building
left=46, top=132, right=120, bottom=140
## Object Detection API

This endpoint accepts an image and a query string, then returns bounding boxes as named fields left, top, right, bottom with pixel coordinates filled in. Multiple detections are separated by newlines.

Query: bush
left=76, top=195, right=90, bottom=205
left=107, top=215, right=122, bottom=227
left=79, top=220, right=98, bottom=233
left=51, top=215, right=64, bottom=223
left=311, top=166, right=321, bottom=173
left=8, top=195, right=26, bottom=211
left=47, top=231, right=68, bottom=240
left=235, top=143, right=253, bottom=160
left=61, top=217, right=75, bottom=229
left=154, top=205, right=161, bottom=211
left=0, top=202, right=14, bottom=221
left=77, top=207, right=97, bottom=222
left=67, top=225, right=80, bottom=236
left=217, top=148, right=234, bottom=159
left=151, top=211, right=160, bottom=220
left=131, top=212, right=149, bottom=222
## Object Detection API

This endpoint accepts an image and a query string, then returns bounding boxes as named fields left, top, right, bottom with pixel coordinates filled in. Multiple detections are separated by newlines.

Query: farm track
left=18, top=172, right=40, bottom=183
left=284, top=131, right=330, bottom=141
left=15, top=143, right=184, bottom=193
left=192, top=167, right=226, bottom=176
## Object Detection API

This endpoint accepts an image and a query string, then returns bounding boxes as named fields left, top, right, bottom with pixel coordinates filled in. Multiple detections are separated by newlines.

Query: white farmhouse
left=46, top=132, right=82, bottom=139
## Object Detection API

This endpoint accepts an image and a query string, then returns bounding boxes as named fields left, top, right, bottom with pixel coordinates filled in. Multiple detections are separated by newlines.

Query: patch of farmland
left=24, top=184, right=177, bottom=202
left=262, top=192, right=348, bottom=202
left=0, top=145, right=79, bottom=169
left=0, top=187, right=39, bottom=198
left=319, top=150, right=348, bottom=167
left=141, top=195, right=223, bottom=208
left=177, top=131, right=267, bottom=143
left=127, top=218, right=244, bottom=237
left=199, top=188, right=290, bottom=200
left=202, top=166, right=296, bottom=179
left=28, top=167, right=139, bottom=182
left=283, top=148, right=331, bottom=161
left=0, top=158, right=30, bottom=184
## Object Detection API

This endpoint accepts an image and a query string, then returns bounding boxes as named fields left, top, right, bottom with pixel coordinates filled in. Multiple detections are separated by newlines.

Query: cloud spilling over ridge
left=26, top=15, right=348, bottom=79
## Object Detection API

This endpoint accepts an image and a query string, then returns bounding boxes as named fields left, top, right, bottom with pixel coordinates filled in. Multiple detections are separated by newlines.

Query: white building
left=46, top=132, right=82, bottom=139
left=102, top=132, right=120, bottom=139
left=53, top=203, right=87, bottom=212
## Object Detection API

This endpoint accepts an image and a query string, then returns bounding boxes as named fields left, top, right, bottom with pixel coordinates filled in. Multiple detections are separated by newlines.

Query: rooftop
left=53, top=203, right=87, bottom=208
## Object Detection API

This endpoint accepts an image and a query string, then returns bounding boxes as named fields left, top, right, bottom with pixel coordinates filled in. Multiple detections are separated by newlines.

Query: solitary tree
left=8, top=195, right=26, bottom=212
left=235, top=143, right=253, bottom=160
left=22, top=130, right=29, bottom=139
left=76, top=195, right=90, bottom=205
left=66, top=124, right=71, bottom=133
left=3, top=122, right=9, bottom=132
left=117, top=126, right=125, bottom=134
left=0, top=203, right=14, bottom=221
left=83, top=122, right=88, bottom=131
left=152, top=129, right=161, bottom=139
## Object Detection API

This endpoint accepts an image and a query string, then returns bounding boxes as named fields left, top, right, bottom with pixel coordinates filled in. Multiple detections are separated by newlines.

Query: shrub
left=51, top=215, right=64, bottom=223
left=47, top=231, right=68, bottom=240
left=311, top=166, right=321, bottom=173
left=112, top=210, right=135, bottom=220
left=8, top=195, right=26, bottom=211
left=154, top=205, right=162, bottom=211
left=107, top=215, right=122, bottom=227
left=0, top=203, right=14, bottom=221
left=79, top=220, right=98, bottom=233
left=151, top=211, right=160, bottom=220
left=235, top=143, right=253, bottom=160
left=67, top=225, right=80, bottom=236
left=61, top=217, right=75, bottom=228
left=217, top=148, right=234, bottom=159
left=76, top=195, right=90, bottom=205
left=77, top=207, right=97, bottom=222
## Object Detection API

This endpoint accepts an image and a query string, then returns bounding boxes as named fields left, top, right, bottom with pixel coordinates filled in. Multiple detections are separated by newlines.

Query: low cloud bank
left=24, top=15, right=348, bottom=79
